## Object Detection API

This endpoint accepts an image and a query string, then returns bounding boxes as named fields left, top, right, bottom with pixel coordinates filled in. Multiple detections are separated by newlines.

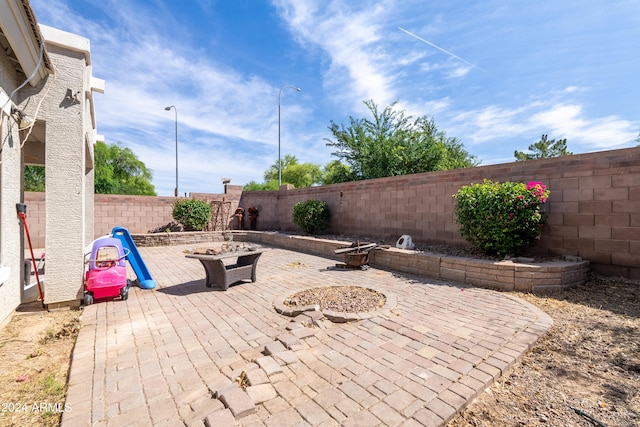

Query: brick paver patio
left=61, top=244, right=552, bottom=427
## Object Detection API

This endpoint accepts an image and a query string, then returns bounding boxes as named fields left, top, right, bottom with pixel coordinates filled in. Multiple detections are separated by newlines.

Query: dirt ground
left=0, top=304, right=79, bottom=427
left=449, top=273, right=640, bottom=427
left=0, top=273, right=638, bottom=427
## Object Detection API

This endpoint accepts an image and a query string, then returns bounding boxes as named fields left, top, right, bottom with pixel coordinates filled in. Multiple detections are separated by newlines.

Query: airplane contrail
left=398, top=26, right=483, bottom=72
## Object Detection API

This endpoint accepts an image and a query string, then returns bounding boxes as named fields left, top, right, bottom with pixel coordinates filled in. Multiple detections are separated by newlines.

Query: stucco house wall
left=0, top=0, right=102, bottom=325
left=32, top=26, right=101, bottom=306
left=0, top=45, right=26, bottom=326
left=0, top=0, right=53, bottom=325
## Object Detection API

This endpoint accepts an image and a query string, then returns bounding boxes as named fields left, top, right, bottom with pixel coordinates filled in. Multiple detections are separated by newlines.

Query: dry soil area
left=0, top=304, right=79, bottom=427
left=450, top=274, right=640, bottom=427
left=0, top=273, right=638, bottom=427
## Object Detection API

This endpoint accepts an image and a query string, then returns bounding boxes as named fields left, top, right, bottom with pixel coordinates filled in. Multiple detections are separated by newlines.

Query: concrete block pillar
left=42, top=45, right=89, bottom=306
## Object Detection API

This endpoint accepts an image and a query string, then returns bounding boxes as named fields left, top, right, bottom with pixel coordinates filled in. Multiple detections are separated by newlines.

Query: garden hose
left=568, top=405, right=607, bottom=427
left=16, top=203, right=44, bottom=307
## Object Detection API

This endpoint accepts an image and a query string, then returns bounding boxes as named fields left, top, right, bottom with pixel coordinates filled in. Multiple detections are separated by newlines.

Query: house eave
left=0, top=0, right=54, bottom=86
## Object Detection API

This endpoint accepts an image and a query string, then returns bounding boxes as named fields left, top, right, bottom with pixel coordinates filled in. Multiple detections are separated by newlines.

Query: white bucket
left=396, top=235, right=415, bottom=250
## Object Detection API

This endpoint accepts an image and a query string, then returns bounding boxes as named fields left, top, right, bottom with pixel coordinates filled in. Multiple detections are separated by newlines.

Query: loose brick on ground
left=245, top=368, right=269, bottom=386
left=219, top=387, right=256, bottom=418
left=255, top=355, right=282, bottom=376
left=207, top=373, right=235, bottom=398
left=276, top=333, right=299, bottom=349
left=246, top=384, right=278, bottom=404
left=204, top=408, right=237, bottom=427
left=263, top=340, right=286, bottom=355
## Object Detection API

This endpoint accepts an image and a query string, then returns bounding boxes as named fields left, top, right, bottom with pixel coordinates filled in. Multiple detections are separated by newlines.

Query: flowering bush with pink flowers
left=453, top=179, right=550, bottom=257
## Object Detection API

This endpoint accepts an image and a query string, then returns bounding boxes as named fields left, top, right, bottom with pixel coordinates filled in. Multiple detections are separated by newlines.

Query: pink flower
left=527, top=181, right=544, bottom=194
left=526, top=181, right=548, bottom=202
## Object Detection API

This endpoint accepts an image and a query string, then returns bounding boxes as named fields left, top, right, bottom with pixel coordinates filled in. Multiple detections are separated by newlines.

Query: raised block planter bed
left=132, top=231, right=227, bottom=247
left=132, top=231, right=590, bottom=293
left=372, top=249, right=589, bottom=292
left=243, top=232, right=590, bottom=292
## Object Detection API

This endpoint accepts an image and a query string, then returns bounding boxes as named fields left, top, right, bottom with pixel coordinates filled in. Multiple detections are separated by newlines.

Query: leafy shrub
left=453, top=180, right=550, bottom=258
left=292, top=199, right=330, bottom=235
left=172, top=199, right=212, bottom=231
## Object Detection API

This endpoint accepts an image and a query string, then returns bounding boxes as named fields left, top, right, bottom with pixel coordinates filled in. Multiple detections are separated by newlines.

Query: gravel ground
left=283, top=285, right=386, bottom=313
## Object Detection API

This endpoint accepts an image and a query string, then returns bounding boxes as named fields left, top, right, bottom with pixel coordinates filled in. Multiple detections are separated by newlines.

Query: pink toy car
left=84, top=237, right=131, bottom=305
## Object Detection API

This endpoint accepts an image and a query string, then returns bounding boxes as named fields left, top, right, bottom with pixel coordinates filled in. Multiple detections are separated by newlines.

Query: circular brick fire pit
left=273, top=285, right=397, bottom=323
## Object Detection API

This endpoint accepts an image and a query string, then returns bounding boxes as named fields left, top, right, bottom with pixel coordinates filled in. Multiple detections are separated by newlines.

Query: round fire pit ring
left=273, top=285, right=397, bottom=323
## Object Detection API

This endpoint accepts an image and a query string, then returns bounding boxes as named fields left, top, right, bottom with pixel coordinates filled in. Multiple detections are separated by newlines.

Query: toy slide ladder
left=111, top=226, right=156, bottom=289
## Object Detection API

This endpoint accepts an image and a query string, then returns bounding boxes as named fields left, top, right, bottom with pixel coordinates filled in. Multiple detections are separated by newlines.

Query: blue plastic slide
left=111, top=226, right=156, bottom=289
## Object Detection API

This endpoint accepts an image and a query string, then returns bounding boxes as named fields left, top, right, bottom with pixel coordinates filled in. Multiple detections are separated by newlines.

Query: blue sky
left=31, top=0, right=639, bottom=196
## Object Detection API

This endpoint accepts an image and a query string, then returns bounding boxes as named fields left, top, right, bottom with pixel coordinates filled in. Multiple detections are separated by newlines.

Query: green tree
left=243, top=180, right=278, bottom=191
left=321, top=160, right=354, bottom=184
left=94, top=141, right=156, bottom=195
left=282, top=162, right=322, bottom=188
left=324, top=100, right=478, bottom=180
left=24, top=165, right=45, bottom=191
left=514, top=134, right=572, bottom=161
left=252, top=155, right=322, bottom=189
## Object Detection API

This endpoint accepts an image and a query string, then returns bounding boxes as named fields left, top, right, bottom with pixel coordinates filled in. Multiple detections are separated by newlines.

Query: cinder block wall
left=240, top=147, right=640, bottom=278
left=24, top=186, right=243, bottom=247
left=22, top=192, right=45, bottom=246
left=24, top=147, right=640, bottom=278
left=93, top=194, right=178, bottom=237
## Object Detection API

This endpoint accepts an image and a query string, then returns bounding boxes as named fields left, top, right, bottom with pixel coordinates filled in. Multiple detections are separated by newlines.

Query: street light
left=278, top=85, right=301, bottom=186
left=164, top=105, right=178, bottom=197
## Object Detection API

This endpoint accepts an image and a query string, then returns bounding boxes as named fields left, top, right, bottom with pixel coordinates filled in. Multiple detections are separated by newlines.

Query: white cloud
left=273, top=0, right=401, bottom=109
left=30, top=0, right=640, bottom=195
left=529, top=104, right=585, bottom=135
left=449, top=100, right=638, bottom=155
left=31, top=0, right=319, bottom=194
left=447, top=65, right=472, bottom=79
